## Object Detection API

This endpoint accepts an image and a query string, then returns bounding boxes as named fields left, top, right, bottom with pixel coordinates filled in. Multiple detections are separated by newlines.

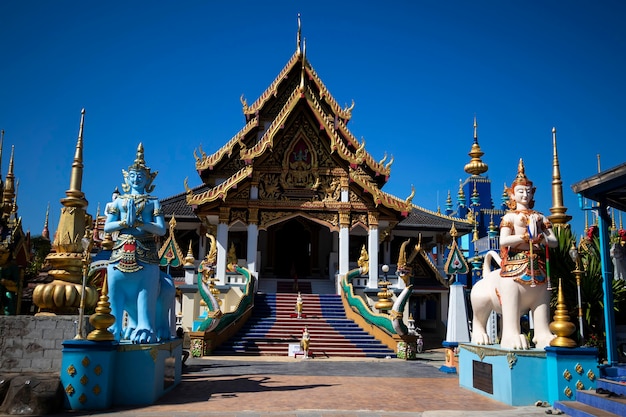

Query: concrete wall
left=0, top=315, right=88, bottom=373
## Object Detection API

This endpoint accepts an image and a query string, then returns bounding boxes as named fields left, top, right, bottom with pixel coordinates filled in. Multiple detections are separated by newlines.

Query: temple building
left=159, top=20, right=473, bottom=338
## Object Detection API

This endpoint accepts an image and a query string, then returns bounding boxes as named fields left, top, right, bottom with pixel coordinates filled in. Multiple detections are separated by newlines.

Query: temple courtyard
left=46, top=350, right=555, bottom=417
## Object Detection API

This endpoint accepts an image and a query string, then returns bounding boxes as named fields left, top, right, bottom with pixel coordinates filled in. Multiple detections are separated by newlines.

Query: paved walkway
left=50, top=350, right=560, bottom=417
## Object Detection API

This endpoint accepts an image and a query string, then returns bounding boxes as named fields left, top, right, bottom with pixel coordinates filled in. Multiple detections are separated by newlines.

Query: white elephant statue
left=470, top=159, right=557, bottom=350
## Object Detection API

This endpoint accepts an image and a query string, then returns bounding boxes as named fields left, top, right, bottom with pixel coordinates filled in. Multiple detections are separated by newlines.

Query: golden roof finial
left=61, top=109, right=88, bottom=208
left=42, top=202, right=50, bottom=240
left=0, top=130, right=4, bottom=184
left=2, top=144, right=16, bottom=214
left=473, top=115, right=478, bottom=140
left=611, top=208, right=616, bottom=231
left=299, top=38, right=306, bottom=92
left=449, top=222, right=458, bottom=238
left=548, top=127, right=572, bottom=226
left=296, top=13, right=302, bottom=55
left=463, top=116, right=488, bottom=176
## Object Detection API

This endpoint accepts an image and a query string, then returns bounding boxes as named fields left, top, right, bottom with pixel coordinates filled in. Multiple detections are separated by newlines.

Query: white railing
left=474, top=236, right=499, bottom=254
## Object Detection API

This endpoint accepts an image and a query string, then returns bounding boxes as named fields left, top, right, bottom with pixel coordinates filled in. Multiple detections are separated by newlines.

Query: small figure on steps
left=300, top=326, right=310, bottom=359
left=295, top=292, right=303, bottom=319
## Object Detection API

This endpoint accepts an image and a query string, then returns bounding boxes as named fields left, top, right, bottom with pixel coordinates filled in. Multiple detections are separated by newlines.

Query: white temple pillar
left=339, top=211, right=350, bottom=276
left=247, top=223, right=258, bottom=275
left=216, top=222, right=228, bottom=285
left=367, top=212, right=379, bottom=288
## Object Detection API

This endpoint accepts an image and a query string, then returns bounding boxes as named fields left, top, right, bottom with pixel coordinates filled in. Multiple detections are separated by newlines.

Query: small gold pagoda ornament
left=549, top=278, right=577, bottom=348
left=87, top=275, right=115, bottom=341
left=375, top=264, right=394, bottom=313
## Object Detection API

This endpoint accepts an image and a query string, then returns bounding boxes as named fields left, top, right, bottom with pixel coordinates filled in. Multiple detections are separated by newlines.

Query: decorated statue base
left=545, top=346, right=598, bottom=405
left=459, top=344, right=598, bottom=406
left=61, top=339, right=182, bottom=410
left=459, top=344, right=548, bottom=406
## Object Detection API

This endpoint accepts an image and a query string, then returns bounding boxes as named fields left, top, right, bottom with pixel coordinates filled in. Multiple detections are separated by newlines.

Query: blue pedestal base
left=459, top=344, right=599, bottom=407
left=61, top=339, right=182, bottom=410
left=113, top=340, right=183, bottom=406
left=459, top=343, right=547, bottom=406
left=545, top=346, right=598, bottom=404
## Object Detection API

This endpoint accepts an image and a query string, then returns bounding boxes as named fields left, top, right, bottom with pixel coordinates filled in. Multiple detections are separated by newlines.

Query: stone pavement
left=48, top=349, right=560, bottom=417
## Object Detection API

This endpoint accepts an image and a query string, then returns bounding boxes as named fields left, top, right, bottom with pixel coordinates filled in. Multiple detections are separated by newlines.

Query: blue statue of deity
left=104, top=143, right=175, bottom=343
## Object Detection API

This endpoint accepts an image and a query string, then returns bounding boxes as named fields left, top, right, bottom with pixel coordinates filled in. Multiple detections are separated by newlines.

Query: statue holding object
left=104, top=143, right=175, bottom=343
left=471, top=159, right=557, bottom=350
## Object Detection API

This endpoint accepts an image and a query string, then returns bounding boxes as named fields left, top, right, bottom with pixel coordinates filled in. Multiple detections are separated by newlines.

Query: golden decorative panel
left=94, top=365, right=102, bottom=376
left=576, top=380, right=584, bottom=390
left=587, top=369, right=596, bottom=381
left=78, top=393, right=87, bottom=404
left=230, top=209, right=247, bottom=224
left=563, top=369, right=572, bottom=381
left=81, top=356, right=90, bottom=367
left=564, top=387, right=573, bottom=398
left=80, top=375, right=88, bottom=386
left=575, top=363, right=583, bottom=374
left=65, top=384, right=75, bottom=396
left=93, top=384, right=101, bottom=396
left=66, top=365, right=77, bottom=377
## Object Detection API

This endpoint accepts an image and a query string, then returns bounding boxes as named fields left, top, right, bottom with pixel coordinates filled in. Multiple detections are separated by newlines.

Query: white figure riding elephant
left=470, top=159, right=557, bottom=350
left=104, top=143, right=175, bottom=344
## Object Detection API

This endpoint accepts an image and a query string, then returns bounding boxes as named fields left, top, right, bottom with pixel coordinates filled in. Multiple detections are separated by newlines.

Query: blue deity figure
left=104, top=143, right=175, bottom=343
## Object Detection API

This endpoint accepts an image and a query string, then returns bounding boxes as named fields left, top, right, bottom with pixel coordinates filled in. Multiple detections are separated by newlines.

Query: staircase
left=555, top=365, right=626, bottom=416
left=212, top=292, right=396, bottom=358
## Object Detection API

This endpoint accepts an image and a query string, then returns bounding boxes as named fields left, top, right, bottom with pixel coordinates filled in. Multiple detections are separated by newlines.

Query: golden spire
left=42, top=202, right=50, bottom=240
left=2, top=144, right=16, bottom=215
left=611, top=208, right=616, bottom=232
left=547, top=127, right=572, bottom=226
left=0, top=130, right=4, bottom=190
left=299, top=38, right=306, bottom=92
left=61, top=109, right=88, bottom=208
left=183, top=240, right=196, bottom=267
left=296, top=13, right=302, bottom=55
left=463, top=116, right=488, bottom=176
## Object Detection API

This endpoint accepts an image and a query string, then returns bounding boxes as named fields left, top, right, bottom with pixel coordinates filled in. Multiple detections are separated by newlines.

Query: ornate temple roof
left=166, top=19, right=471, bottom=237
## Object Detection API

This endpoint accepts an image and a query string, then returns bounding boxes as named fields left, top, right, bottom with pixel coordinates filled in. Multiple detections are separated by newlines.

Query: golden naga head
left=396, top=238, right=413, bottom=284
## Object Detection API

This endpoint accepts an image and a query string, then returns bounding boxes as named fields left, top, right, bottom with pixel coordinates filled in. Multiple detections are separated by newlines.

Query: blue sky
left=2, top=1, right=625, bottom=239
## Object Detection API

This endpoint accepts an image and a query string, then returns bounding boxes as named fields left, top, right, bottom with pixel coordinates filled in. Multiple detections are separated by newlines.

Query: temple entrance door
left=273, top=218, right=313, bottom=279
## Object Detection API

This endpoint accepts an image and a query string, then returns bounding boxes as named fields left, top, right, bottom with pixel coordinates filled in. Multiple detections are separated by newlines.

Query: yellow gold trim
left=78, top=393, right=87, bottom=404
left=94, top=365, right=102, bottom=376
left=66, top=364, right=76, bottom=377
left=65, top=384, right=75, bottom=396
left=80, top=375, right=88, bottom=386
left=81, top=356, right=90, bottom=367
left=187, top=166, right=254, bottom=205
left=93, top=384, right=101, bottom=396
